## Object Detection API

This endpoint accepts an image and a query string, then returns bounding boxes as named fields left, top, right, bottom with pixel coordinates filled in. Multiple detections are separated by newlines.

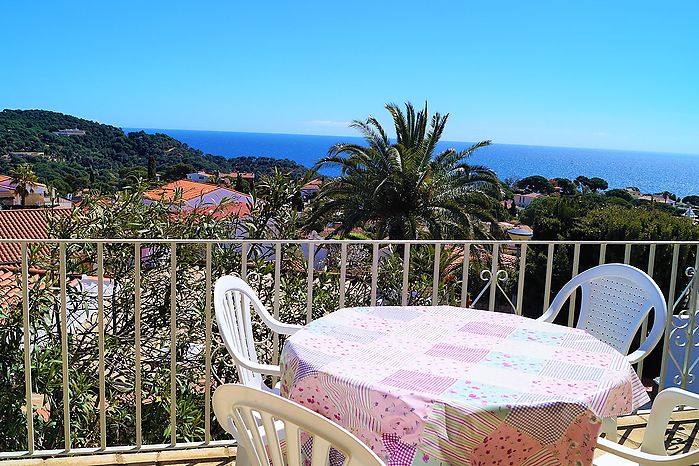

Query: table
left=280, top=306, right=650, bottom=466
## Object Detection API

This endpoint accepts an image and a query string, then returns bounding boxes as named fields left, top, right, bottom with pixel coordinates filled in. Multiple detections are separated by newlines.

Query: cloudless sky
left=1, top=1, right=698, bottom=154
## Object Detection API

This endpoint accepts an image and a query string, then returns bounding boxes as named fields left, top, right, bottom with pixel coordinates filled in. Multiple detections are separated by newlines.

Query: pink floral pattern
left=280, top=306, right=649, bottom=465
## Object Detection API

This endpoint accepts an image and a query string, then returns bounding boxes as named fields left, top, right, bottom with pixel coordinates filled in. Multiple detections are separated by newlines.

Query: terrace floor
left=7, top=411, right=699, bottom=466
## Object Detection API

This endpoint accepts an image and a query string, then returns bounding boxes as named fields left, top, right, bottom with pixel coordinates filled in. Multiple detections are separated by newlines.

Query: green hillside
left=0, top=109, right=307, bottom=194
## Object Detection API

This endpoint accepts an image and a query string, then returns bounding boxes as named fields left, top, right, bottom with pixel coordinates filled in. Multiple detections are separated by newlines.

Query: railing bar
left=241, top=243, right=248, bottom=280
left=134, top=242, right=142, bottom=448
left=432, top=243, right=441, bottom=306
left=305, top=242, right=314, bottom=323
left=371, top=243, right=379, bottom=306
left=461, top=244, right=470, bottom=307
left=272, top=243, right=282, bottom=365
left=624, top=243, right=632, bottom=264
left=543, top=244, right=555, bottom=312
left=515, top=243, right=527, bottom=315
left=21, top=244, right=34, bottom=454
left=7, top=239, right=699, bottom=245
left=659, top=244, right=681, bottom=391
left=637, top=244, right=656, bottom=377
left=97, top=243, right=106, bottom=449
left=59, top=243, right=70, bottom=452
left=568, top=244, right=581, bottom=327
left=339, top=243, right=348, bottom=309
left=204, top=243, right=212, bottom=444
left=169, top=243, right=177, bottom=446
left=488, top=244, right=499, bottom=311
left=401, top=244, right=411, bottom=306
left=599, top=243, right=607, bottom=265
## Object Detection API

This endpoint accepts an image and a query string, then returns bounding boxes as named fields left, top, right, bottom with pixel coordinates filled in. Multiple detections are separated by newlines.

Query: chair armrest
left=235, top=358, right=282, bottom=377
left=269, top=322, right=303, bottom=336
left=626, top=348, right=649, bottom=365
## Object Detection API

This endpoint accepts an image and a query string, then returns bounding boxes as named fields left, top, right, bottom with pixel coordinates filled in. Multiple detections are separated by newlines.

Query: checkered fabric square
left=459, top=321, right=515, bottom=338
left=539, top=360, right=606, bottom=381
left=382, top=433, right=417, bottom=466
left=505, top=402, right=588, bottom=444
left=425, top=344, right=489, bottom=363
left=381, top=370, right=457, bottom=395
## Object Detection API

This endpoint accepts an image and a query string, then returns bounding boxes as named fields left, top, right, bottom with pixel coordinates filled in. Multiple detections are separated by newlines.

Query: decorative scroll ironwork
left=470, top=269, right=517, bottom=312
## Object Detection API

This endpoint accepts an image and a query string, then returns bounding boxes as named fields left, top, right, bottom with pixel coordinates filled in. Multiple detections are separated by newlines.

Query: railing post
left=59, top=243, right=70, bottom=452
left=515, top=243, right=527, bottom=316
left=306, top=242, right=314, bottom=322
left=432, top=243, right=441, bottom=306
left=134, top=242, right=142, bottom=448
left=659, top=244, right=681, bottom=391
left=401, top=243, right=411, bottom=306
left=339, top=243, right=348, bottom=309
left=169, top=242, right=177, bottom=446
left=543, top=244, right=555, bottom=313
left=204, top=243, right=212, bottom=444
left=97, top=242, right=106, bottom=449
left=21, top=244, right=34, bottom=454
left=370, top=243, right=379, bottom=306
left=488, top=244, right=499, bottom=311
left=460, top=243, right=470, bottom=307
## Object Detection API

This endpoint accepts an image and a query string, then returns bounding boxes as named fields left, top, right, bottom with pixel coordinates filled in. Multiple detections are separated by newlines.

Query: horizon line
left=122, top=126, right=699, bottom=158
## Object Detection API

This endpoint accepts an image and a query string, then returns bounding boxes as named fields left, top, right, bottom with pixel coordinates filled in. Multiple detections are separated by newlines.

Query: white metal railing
left=1, top=238, right=698, bottom=459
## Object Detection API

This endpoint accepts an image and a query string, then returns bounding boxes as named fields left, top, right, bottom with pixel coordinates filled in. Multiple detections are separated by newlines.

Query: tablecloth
left=280, top=306, right=649, bottom=465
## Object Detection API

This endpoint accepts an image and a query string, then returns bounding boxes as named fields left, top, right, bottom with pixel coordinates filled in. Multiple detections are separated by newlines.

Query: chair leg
left=601, top=417, right=618, bottom=442
left=235, top=445, right=251, bottom=466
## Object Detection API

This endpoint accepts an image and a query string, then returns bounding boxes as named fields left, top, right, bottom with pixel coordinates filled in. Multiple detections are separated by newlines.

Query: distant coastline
left=126, top=128, right=699, bottom=197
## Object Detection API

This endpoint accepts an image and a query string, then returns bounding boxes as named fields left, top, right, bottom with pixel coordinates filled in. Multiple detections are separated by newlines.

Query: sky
left=1, top=1, right=698, bottom=154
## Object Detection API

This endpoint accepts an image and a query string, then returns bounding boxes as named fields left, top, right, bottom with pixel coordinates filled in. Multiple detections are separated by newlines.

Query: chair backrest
left=214, top=275, right=279, bottom=389
left=213, top=384, right=385, bottom=466
left=550, top=264, right=667, bottom=357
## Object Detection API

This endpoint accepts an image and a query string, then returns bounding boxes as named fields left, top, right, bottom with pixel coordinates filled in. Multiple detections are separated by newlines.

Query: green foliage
left=0, top=110, right=307, bottom=195
left=605, top=188, right=634, bottom=202
left=683, top=195, right=699, bottom=206
left=308, top=102, right=501, bottom=240
left=552, top=177, right=576, bottom=195
left=516, top=175, right=554, bottom=194
left=9, top=162, right=39, bottom=205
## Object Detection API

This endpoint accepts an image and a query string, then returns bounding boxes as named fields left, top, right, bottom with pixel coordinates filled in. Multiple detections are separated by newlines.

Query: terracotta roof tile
left=144, top=180, right=220, bottom=202
left=0, top=208, right=70, bottom=265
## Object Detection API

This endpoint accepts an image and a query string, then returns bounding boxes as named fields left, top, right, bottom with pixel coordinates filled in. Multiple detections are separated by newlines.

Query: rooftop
left=0, top=208, right=69, bottom=265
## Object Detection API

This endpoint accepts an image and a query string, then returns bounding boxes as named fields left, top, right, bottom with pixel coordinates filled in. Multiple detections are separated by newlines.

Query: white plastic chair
left=214, top=384, right=386, bottom=466
left=594, top=388, right=699, bottom=465
left=214, top=275, right=302, bottom=392
left=538, top=263, right=667, bottom=365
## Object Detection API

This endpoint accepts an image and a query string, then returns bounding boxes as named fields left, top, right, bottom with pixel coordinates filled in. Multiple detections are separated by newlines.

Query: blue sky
left=1, top=1, right=697, bottom=154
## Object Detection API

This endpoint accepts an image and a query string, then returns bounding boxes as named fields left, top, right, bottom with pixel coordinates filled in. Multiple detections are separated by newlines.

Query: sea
left=125, top=128, right=699, bottom=198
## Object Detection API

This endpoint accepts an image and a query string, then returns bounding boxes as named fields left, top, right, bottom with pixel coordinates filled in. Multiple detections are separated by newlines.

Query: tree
left=552, top=177, right=576, bottom=195
left=308, top=102, right=500, bottom=239
left=683, top=195, right=699, bottom=206
left=605, top=188, right=633, bottom=202
left=9, top=162, right=39, bottom=206
left=588, top=177, right=608, bottom=192
left=163, top=163, right=195, bottom=181
left=517, top=175, right=554, bottom=194
left=147, top=155, right=157, bottom=180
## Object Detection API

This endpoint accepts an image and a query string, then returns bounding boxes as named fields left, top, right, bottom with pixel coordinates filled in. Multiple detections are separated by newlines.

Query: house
left=513, top=192, right=543, bottom=208
left=0, top=174, right=54, bottom=208
left=0, top=207, right=70, bottom=266
left=53, top=128, right=86, bottom=136
left=301, top=179, right=322, bottom=201
left=143, top=180, right=251, bottom=211
left=186, top=171, right=214, bottom=183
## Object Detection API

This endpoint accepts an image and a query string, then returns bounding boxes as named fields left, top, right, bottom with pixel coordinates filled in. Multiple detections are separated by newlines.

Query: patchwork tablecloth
left=280, top=306, right=649, bottom=466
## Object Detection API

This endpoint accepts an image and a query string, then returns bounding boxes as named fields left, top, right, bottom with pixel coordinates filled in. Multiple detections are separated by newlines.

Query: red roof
left=0, top=208, right=70, bottom=265
left=144, top=180, right=220, bottom=202
left=177, top=202, right=251, bottom=220
left=303, top=179, right=322, bottom=189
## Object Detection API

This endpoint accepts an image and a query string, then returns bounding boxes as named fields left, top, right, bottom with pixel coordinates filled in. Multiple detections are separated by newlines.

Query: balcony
left=2, top=238, right=699, bottom=464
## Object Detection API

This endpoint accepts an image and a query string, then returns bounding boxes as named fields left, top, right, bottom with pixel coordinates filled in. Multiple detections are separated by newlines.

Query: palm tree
left=307, top=102, right=501, bottom=240
left=10, top=163, right=39, bottom=207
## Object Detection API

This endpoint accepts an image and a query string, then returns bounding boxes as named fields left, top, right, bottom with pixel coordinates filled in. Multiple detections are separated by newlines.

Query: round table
left=280, top=306, right=649, bottom=466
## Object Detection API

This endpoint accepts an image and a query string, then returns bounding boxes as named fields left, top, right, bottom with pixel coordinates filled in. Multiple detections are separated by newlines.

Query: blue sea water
left=125, top=128, right=699, bottom=198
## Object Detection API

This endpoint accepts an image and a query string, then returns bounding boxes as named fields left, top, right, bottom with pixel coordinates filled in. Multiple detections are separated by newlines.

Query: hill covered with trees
left=0, top=109, right=307, bottom=194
